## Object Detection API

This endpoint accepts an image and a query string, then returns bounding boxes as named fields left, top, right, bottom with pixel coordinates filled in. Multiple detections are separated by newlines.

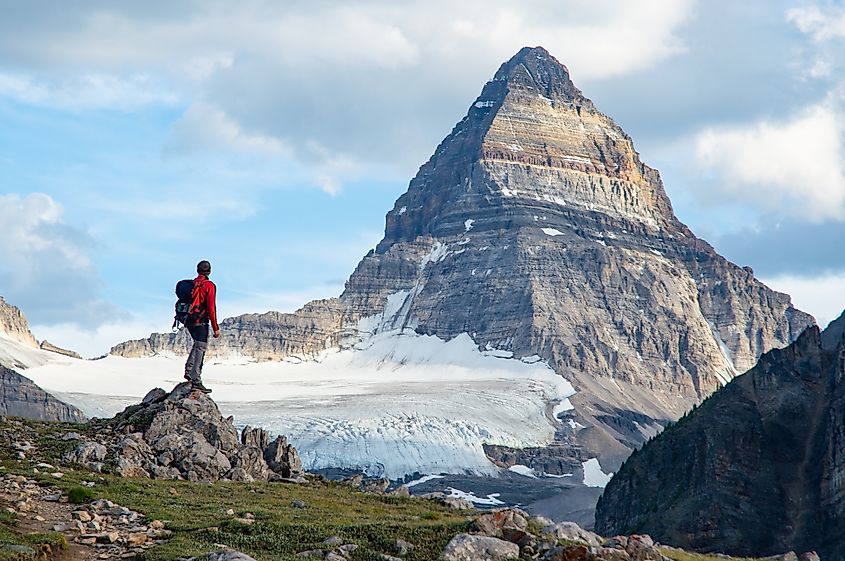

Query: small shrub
left=67, top=486, right=95, bottom=504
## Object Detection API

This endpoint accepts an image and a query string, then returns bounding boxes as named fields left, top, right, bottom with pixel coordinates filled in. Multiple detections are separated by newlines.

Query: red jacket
left=189, top=275, right=219, bottom=332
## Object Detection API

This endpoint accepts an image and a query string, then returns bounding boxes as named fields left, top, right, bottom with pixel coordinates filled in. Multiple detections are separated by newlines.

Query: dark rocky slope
left=595, top=317, right=845, bottom=558
left=0, top=365, right=85, bottom=422
left=111, top=46, right=813, bottom=471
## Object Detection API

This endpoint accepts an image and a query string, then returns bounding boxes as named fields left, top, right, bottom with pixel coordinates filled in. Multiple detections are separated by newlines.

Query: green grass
left=0, top=417, right=474, bottom=561
left=660, top=547, right=762, bottom=561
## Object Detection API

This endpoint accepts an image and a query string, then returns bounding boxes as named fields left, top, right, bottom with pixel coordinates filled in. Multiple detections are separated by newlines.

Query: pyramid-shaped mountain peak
left=492, top=46, right=586, bottom=103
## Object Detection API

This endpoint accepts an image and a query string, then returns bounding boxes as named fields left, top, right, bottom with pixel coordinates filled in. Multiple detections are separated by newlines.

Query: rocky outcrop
left=594, top=316, right=845, bottom=558
left=67, top=383, right=304, bottom=483
left=109, top=46, right=813, bottom=470
left=0, top=297, right=38, bottom=348
left=0, top=365, right=85, bottom=422
left=111, top=299, right=345, bottom=360
left=39, top=340, right=82, bottom=359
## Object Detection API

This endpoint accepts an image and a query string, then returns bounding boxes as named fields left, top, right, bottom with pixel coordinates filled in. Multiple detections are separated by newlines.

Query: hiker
left=184, top=260, right=220, bottom=394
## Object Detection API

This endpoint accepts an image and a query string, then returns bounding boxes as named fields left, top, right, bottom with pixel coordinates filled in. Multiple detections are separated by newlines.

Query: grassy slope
left=0, top=417, right=473, bottom=561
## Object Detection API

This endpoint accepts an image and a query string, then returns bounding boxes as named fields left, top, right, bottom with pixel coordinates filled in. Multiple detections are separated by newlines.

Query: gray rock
left=107, top=382, right=300, bottom=483
left=394, top=539, right=414, bottom=556
left=39, top=340, right=82, bottom=359
left=440, top=533, right=520, bottom=561
left=196, top=551, right=259, bottom=561
left=142, top=388, right=167, bottom=404
left=63, top=441, right=107, bottom=466
left=264, top=434, right=303, bottom=478
left=541, top=521, right=601, bottom=547
left=241, top=425, right=270, bottom=449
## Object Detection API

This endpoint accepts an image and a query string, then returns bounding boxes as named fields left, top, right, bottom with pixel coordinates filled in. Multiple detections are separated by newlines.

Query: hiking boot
left=191, top=381, right=212, bottom=394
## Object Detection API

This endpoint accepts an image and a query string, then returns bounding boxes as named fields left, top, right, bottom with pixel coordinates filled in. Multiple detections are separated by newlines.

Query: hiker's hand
left=213, top=330, right=220, bottom=338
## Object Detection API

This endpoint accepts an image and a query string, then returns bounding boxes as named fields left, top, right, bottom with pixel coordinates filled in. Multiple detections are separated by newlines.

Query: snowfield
left=23, top=328, right=576, bottom=479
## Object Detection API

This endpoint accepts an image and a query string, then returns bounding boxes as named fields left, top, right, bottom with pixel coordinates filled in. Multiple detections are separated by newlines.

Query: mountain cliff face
left=595, top=319, right=845, bottom=558
left=111, top=46, right=813, bottom=469
left=0, top=297, right=39, bottom=348
left=0, top=365, right=85, bottom=422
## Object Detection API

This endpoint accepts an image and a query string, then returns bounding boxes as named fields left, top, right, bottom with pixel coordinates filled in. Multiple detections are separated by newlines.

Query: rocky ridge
left=110, top=47, right=813, bottom=471
left=594, top=316, right=845, bottom=559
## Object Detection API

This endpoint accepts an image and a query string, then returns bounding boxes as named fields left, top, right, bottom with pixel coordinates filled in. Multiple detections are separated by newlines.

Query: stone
left=542, top=545, right=591, bottom=561
left=241, top=426, right=270, bottom=449
left=442, top=497, right=474, bottom=511
left=595, top=547, right=632, bottom=561
left=394, top=539, right=414, bottom=556
left=204, top=551, right=260, bottom=561
left=72, top=510, right=92, bottom=522
left=362, top=478, right=390, bottom=494
left=624, top=535, right=662, bottom=561
left=326, top=554, right=346, bottom=561
left=323, top=536, right=344, bottom=546
left=541, top=521, right=602, bottom=547
left=440, top=534, right=520, bottom=561
left=127, top=533, right=148, bottom=546
left=296, top=550, right=325, bottom=558
left=142, top=388, right=167, bottom=404
left=292, top=500, right=307, bottom=509
left=96, top=531, right=120, bottom=544
left=799, top=553, right=821, bottom=561
left=150, top=520, right=165, bottom=529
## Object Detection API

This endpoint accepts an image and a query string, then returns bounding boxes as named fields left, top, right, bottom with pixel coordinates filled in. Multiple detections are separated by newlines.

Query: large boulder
left=108, top=383, right=302, bottom=483
left=440, top=533, right=520, bottom=561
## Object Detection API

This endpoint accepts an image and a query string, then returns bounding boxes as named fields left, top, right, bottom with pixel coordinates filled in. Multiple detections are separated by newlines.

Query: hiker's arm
left=208, top=282, right=220, bottom=335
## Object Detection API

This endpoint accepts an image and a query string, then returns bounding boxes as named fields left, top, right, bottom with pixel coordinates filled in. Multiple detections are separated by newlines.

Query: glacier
left=23, top=327, right=576, bottom=479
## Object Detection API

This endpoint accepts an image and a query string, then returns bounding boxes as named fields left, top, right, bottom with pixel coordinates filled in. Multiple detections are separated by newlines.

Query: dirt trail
left=0, top=471, right=167, bottom=560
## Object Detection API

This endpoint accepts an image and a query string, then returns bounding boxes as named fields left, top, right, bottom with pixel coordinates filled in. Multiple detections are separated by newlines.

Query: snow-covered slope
left=25, top=328, right=574, bottom=478
left=0, top=331, right=56, bottom=370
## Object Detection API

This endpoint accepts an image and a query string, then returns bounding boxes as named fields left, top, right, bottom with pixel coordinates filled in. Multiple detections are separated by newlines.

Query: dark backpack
left=173, top=279, right=195, bottom=329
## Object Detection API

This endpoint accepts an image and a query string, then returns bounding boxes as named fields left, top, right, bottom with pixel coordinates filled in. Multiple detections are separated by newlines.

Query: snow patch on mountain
left=0, top=332, right=56, bottom=371
left=582, top=458, right=613, bottom=488
left=25, top=327, right=576, bottom=478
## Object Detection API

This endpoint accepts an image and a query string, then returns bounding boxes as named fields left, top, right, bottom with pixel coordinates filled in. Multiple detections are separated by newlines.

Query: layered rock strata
left=595, top=316, right=845, bottom=559
left=0, top=366, right=86, bottom=422
left=111, top=47, right=813, bottom=469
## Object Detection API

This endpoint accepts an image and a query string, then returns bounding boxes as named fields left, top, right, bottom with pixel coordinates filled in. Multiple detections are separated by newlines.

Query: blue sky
left=3, top=0, right=845, bottom=356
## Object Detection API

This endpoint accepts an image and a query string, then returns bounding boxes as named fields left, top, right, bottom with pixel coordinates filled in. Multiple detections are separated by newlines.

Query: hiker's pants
left=185, top=324, right=209, bottom=382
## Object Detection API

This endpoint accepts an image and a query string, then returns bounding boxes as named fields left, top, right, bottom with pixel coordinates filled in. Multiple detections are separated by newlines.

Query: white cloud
left=165, top=102, right=288, bottom=157
left=0, top=193, right=120, bottom=327
left=0, top=72, right=179, bottom=110
left=761, top=273, right=845, bottom=329
left=787, top=5, right=845, bottom=42
left=694, top=103, right=845, bottom=221
left=0, top=0, right=696, bottom=167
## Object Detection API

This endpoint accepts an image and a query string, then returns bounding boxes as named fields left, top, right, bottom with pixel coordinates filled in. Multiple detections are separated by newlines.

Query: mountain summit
left=112, top=47, right=812, bottom=479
